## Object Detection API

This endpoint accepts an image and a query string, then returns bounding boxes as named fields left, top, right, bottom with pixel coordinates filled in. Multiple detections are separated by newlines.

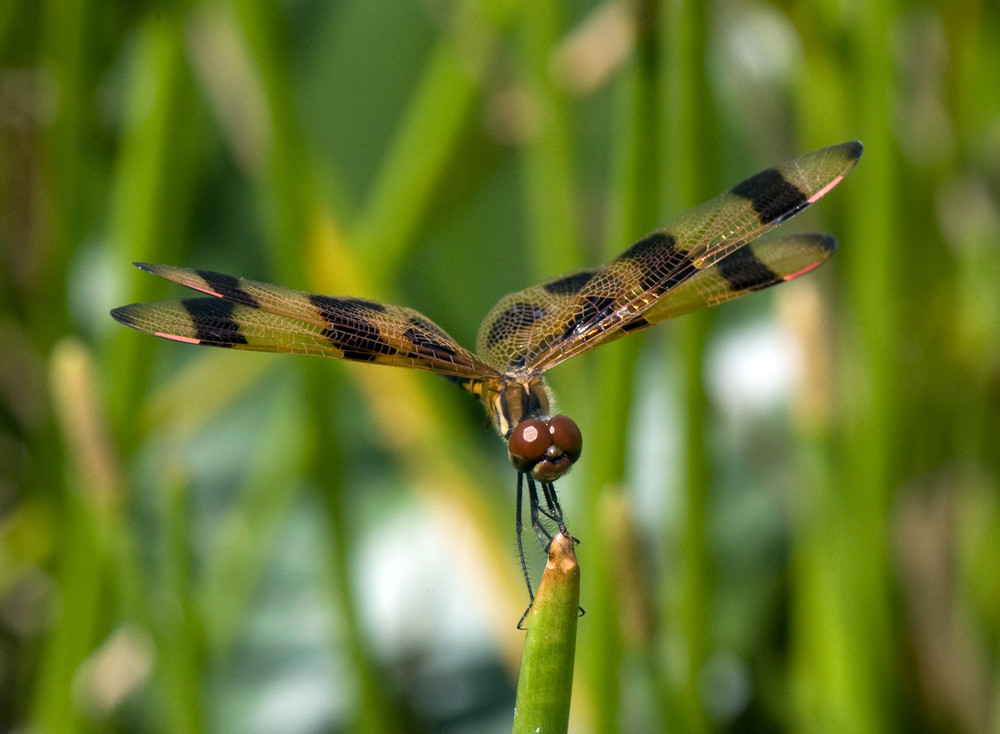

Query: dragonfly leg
left=526, top=476, right=554, bottom=550
left=517, top=475, right=582, bottom=628
left=515, top=473, right=536, bottom=605
left=540, top=481, right=571, bottom=540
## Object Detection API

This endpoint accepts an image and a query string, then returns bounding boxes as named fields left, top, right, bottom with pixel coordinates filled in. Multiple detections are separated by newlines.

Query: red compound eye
left=508, top=419, right=552, bottom=473
left=548, top=415, right=582, bottom=463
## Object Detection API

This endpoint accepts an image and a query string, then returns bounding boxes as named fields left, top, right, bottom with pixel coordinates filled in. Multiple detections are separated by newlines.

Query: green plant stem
left=512, top=533, right=580, bottom=734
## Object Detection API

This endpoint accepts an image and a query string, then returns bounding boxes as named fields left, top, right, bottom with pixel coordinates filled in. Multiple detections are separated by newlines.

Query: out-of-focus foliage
left=1, top=1, right=998, bottom=732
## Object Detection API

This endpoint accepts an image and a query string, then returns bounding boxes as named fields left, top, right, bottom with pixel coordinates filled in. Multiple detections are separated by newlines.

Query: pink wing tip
left=190, top=284, right=223, bottom=297
left=156, top=332, right=202, bottom=344
left=782, top=262, right=822, bottom=281
left=807, top=175, right=844, bottom=204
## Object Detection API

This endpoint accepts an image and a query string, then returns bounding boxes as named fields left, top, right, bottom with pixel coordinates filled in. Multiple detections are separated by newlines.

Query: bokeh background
left=2, top=1, right=999, bottom=732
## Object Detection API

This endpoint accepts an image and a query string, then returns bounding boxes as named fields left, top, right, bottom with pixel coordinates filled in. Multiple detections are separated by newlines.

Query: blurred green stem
left=661, top=0, right=715, bottom=729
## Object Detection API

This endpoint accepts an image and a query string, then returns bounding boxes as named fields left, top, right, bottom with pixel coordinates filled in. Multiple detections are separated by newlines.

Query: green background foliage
left=2, top=0, right=998, bottom=731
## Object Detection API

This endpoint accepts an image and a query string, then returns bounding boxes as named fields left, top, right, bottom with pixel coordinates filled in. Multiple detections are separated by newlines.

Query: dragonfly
left=112, top=140, right=862, bottom=604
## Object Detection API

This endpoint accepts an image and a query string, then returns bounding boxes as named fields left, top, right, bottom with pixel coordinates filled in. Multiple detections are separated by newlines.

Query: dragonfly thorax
left=486, top=376, right=552, bottom=438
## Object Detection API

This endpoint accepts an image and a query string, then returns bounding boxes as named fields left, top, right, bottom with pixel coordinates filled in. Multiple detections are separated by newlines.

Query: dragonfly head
left=507, top=415, right=582, bottom=482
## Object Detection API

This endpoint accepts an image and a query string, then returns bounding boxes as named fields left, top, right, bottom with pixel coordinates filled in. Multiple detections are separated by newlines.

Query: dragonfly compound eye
left=548, top=415, right=582, bottom=463
left=508, top=419, right=552, bottom=473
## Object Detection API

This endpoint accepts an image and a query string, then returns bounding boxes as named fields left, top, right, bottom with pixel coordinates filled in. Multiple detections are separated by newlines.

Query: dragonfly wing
left=476, top=141, right=861, bottom=372
left=641, top=233, right=835, bottom=324
left=111, top=264, right=498, bottom=381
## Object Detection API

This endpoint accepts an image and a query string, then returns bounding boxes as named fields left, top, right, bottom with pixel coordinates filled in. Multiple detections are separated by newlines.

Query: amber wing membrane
left=111, top=264, right=497, bottom=380
left=641, top=233, right=836, bottom=323
left=476, top=141, right=862, bottom=373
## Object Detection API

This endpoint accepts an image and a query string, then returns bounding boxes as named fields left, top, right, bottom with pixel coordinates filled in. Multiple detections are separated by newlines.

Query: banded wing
left=111, top=263, right=499, bottom=381
left=476, top=141, right=862, bottom=373
left=640, top=233, right=836, bottom=323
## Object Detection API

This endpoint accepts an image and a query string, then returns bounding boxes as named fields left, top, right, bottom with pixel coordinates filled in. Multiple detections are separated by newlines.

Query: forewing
left=111, top=263, right=498, bottom=380
left=476, top=141, right=861, bottom=372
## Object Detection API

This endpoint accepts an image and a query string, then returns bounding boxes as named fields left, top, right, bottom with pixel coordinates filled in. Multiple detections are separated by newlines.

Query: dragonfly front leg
left=515, top=473, right=536, bottom=604
left=540, top=481, right=571, bottom=540
left=526, top=476, right=555, bottom=550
